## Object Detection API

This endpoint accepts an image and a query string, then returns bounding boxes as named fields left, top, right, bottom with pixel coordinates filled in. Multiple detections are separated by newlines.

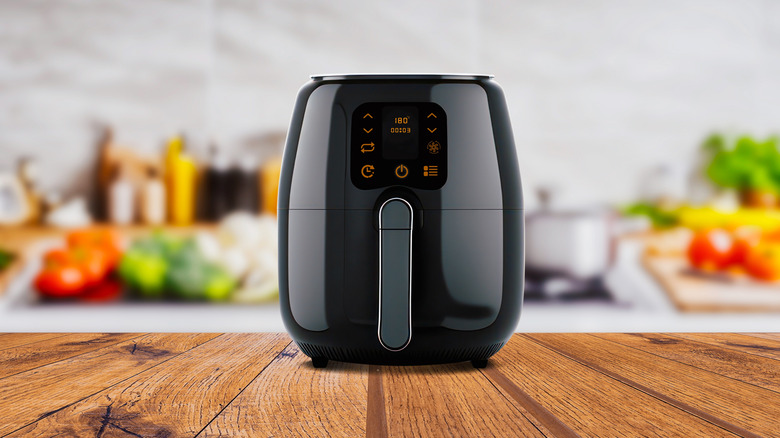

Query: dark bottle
left=227, top=156, right=259, bottom=213
left=203, top=147, right=231, bottom=221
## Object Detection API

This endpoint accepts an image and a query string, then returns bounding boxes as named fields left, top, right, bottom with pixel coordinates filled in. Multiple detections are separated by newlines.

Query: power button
left=394, top=164, right=409, bottom=179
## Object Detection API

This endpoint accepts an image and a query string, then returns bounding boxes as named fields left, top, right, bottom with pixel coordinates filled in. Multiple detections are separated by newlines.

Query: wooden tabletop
left=0, top=333, right=778, bottom=437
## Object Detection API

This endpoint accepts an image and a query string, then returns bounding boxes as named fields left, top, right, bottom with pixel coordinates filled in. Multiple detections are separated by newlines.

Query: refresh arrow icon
left=360, top=142, right=375, bottom=153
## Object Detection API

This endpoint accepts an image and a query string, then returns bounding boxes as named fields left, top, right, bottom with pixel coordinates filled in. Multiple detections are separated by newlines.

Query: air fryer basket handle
left=378, top=198, right=413, bottom=351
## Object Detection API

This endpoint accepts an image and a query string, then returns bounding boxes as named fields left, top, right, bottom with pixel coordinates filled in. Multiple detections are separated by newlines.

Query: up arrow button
left=427, top=113, right=437, bottom=118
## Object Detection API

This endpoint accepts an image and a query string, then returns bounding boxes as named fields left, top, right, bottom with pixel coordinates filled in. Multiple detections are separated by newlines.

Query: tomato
left=80, top=279, right=123, bottom=302
left=66, top=228, right=123, bottom=270
left=744, top=242, right=780, bottom=282
left=687, top=228, right=735, bottom=271
left=42, top=247, right=109, bottom=287
left=730, top=226, right=762, bottom=266
left=43, top=249, right=72, bottom=265
left=71, top=247, right=110, bottom=286
left=34, top=264, right=86, bottom=298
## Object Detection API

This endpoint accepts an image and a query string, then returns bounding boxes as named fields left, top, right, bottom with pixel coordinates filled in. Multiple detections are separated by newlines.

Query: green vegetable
left=0, top=249, right=15, bottom=272
left=118, top=250, right=167, bottom=298
left=203, top=267, right=236, bottom=301
left=118, top=233, right=237, bottom=301
left=622, top=202, right=678, bottom=228
left=705, top=134, right=780, bottom=194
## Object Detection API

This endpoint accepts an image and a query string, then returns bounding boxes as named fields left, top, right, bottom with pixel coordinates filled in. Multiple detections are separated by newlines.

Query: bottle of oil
left=165, top=135, right=197, bottom=225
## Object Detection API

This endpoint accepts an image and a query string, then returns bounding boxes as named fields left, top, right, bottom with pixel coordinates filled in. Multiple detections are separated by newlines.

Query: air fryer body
left=279, top=74, right=523, bottom=366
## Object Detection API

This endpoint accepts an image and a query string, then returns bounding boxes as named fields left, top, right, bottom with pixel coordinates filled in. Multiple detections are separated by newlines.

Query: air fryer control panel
left=351, top=102, right=447, bottom=190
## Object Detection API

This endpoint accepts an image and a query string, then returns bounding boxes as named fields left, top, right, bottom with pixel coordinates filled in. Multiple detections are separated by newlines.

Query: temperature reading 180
left=382, top=106, right=419, bottom=160
left=390, top=115, right=412, bottom=133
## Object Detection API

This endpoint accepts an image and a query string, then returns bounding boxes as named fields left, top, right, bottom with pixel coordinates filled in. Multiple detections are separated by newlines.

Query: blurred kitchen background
left=1, top=0, right=780, bottom=332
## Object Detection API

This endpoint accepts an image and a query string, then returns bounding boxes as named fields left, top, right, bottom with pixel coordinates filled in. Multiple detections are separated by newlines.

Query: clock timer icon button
left=361, top=164, right=375, bottom=179
left=394, top=164, right=409, bottom=179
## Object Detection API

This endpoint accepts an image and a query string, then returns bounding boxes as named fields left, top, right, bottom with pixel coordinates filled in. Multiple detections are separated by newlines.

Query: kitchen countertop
left=0, top=333, right=778, bottom=436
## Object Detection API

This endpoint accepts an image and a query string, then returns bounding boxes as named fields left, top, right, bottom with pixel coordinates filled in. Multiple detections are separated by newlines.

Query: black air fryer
left=279, top=74, right=523, bottom=368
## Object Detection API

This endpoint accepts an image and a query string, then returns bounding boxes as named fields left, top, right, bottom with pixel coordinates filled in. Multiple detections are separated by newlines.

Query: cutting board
left=642, top=254, right=780, bottom=312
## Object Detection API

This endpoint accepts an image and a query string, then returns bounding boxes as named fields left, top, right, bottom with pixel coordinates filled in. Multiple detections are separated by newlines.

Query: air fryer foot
left=471, top=359, right=488, bottom=369
left=312, top=357, right=329, bottom=368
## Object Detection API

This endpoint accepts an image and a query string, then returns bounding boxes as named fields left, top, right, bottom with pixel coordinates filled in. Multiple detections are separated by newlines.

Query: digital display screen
left=382, top=106, right=419, bottom=160
left=351, top=102, right=446, bottom=190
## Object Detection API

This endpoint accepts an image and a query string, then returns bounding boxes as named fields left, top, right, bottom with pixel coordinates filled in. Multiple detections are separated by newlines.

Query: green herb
left=0, top=250, right=15, bottom=271
left=622, top=203, right=678, bottom=228
left=705, top=134, right=780, bottom=193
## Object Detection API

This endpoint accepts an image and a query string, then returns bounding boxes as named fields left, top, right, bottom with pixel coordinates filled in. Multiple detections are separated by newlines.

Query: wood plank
left=528, top=333, right=778, bottom=437
left=597, top=333, right=780, bottom=393
left=381, top=362, right=547, bottom=438
left=10, top=333, right=290, bottom=437
left=200, top=343, right=369, bottom=437
left=0, top=333, right=141, bottom=379
left=744, top=333, right=780, bottom=342
left=0, top=332, right=219, bottom=436
left=0, top=333, right=68, bottom=350
left=670, top=333, right=780, bottom=361
left=367, top=365, right=388, bottom=438
left=486, top=335, right=738, bottom=437
left=482, top=366, right=579, bottom=438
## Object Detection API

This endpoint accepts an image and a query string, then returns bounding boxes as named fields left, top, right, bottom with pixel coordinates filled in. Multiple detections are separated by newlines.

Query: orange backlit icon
left=427, top=127, right=437, bottom=133
left=427, top=141, right=441, bottom=154
left=395, top=164, right=409, bottom=179
left=360, top=142, right=375, bottom=153
left=363, top=127, right=373, bottom=133
left=427, top=113, right=437, bottom=119
left=363, top=113, right=373, bottom=119
left=423, top=165, right=438, bottom=177
left=361, top=164, right=375, bottom=178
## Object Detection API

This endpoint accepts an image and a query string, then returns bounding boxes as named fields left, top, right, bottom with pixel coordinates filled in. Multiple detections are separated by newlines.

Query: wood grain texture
left=488, top=335, right=738, bottom=437
left=1, top=333, right=779, bottom=437
left=0, top=333, right=68, bottom=350
left=367, top=365, right=388, bottom=438
left=0, top=332, right=139, bottom=379
left=10, top=333, right=289, bottom=437
left=0, top=332, right=218, bottom=436
left=597, top=333, right=780, bottom=393
left=528, top=333, right=779, bottom=437
left=481, top=366, right=578, bottom=438
left=745, top=332, right=780, bottom=342
left=670, top=332, right=780, bottom=361
left=382, top=362, right=546, bottom=438
left=200, top=342, right=369, bottom=438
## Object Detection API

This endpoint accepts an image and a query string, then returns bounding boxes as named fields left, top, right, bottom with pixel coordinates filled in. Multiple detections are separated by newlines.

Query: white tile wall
left=0, top=0, right=778, bottom=207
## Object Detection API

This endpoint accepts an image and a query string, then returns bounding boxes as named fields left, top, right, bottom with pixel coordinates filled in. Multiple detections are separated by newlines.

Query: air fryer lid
left=284, top=77, right=521, bottom=211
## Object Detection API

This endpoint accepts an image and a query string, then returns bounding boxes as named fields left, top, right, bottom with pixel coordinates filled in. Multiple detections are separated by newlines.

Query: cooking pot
left=525, top=188, right=615, bottom=281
